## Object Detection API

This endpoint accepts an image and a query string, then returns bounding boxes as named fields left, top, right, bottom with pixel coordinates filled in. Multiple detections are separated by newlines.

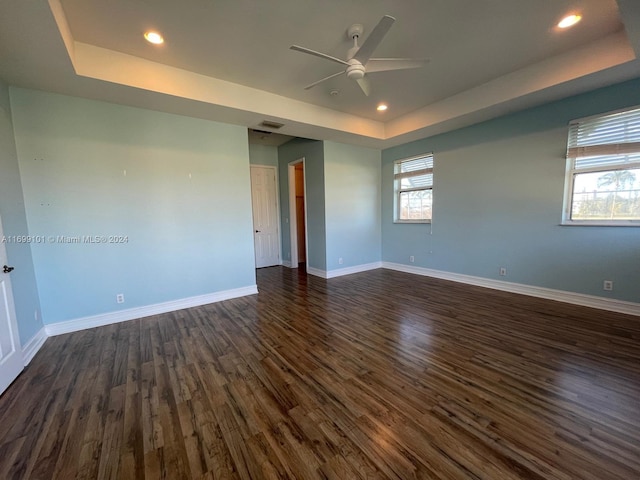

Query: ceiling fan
left=290, top=15, right=428, bottom=96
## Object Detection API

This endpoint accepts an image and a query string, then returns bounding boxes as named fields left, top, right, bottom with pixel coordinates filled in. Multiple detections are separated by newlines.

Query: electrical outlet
left=603, top=280, right=613, bottom=291
left=338, top=257, right=343, bottom=265
left=116, top=293, right=125, bottom=304
left=409, top=255, right=415, bottom=263
left=499, top=267, right=507, bottom=276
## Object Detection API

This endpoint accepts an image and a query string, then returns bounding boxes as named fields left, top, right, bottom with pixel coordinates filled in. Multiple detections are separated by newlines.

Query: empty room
left=0, top=0, right=639, bottom=478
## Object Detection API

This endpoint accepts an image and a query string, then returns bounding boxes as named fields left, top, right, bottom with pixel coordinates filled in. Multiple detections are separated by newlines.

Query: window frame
left=562, top=106, right=640, bottom=227
left=393, top=153, right=434, bottom=224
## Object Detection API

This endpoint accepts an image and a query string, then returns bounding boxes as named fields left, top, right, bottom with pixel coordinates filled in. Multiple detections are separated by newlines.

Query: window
left=563, top=106, right=640, bottom=225
left=394, top=153, right=433, bottom=222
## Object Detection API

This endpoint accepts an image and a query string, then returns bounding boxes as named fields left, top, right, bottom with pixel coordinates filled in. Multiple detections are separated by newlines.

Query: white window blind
left=568, top=106, right=640, bottom=170
left=564, top=106, right=640, bottom=224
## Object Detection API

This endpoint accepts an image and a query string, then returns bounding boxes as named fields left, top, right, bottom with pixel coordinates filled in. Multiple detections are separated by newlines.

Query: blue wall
left=249, top=143, right=278, bottom=166
left=4, top=74, right=639, bottom=338
left=382, top=78, right=640, bottom=303
left=10, top=88, right=257, bottom=324
left=0, top=82, right=43, bottom=344
left=278, top=138, right=326, bottom=271
left=324, top=141, right=381, bottom=271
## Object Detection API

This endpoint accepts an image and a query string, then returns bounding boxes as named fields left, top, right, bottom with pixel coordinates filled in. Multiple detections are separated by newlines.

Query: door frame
left=288, top=158, right=308, bottom=269
left=0, top=215, right=23, bottom=396
left=250, top=164, right=282, bottom=268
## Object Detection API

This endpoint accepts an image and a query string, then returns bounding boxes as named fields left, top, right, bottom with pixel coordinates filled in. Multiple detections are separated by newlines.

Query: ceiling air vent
left=259, top=120, right=284, bottom=130
left=251, top=129, right=272, bottom=135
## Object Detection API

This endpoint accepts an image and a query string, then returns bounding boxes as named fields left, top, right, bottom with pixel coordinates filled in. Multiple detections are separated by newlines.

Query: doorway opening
left=288, top=158, right=307, bottom=270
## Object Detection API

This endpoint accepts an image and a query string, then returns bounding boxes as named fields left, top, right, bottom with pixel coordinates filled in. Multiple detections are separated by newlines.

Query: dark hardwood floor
left=1, top=267, right=639, bottom=479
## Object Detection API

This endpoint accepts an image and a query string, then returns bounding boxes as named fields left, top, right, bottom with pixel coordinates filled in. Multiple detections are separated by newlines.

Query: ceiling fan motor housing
left=346, top=59, right=366, bottom=80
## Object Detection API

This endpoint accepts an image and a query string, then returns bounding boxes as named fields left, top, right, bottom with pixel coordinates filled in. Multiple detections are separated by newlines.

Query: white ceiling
left=1, top=0, right=639, bottom=149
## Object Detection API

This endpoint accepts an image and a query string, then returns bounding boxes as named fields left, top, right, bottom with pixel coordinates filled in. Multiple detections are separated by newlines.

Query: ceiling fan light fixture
left=557, top=14, right=582, bottom=29
left=144, top=31, right=164, bottom=44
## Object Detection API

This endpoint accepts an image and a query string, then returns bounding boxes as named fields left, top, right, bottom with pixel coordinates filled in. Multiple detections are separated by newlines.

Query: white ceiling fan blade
left=356, top=76, right=371, bottom=96
left=353, top=15, right=395, bottom=64
left=304, top=70, right=345, bottom=90
left=290, top=45, right=349, bottom=66
left=366, top=58, right=429, bottom=73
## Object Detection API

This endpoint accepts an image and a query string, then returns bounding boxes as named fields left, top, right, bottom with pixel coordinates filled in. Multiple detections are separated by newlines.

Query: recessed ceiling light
left=377, top=104, right=388, bottom=112
left=557, top=14, right=582, bottom=29
left=144, top=31, right=164, bottom=45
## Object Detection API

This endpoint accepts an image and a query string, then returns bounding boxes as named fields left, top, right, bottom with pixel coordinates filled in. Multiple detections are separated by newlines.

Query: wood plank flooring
left=1, top=266, right=639, bottom=479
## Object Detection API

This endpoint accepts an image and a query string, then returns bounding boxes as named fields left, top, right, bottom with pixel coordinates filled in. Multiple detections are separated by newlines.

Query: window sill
left=394, top=220, right=432, bottom=224
left=560, top=221, right=640, bottom=227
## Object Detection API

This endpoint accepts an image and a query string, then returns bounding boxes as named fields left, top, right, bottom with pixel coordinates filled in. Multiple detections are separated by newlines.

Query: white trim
left=563, top=106, right=640, bottom=225
left=326, top=262, right=383, bottom=279
left=288, top=158, right=307, bottom=269
left=273, top=165, right=283, bottom=266
left=21, top=327, right=47, bottom=366
left=306, top=266, right=327, bottom=278
left=394, top=152, right=434, bottom=222
left=382, top=262, right=640, bottom=317
left=45, top=285, right=258, bottom=336
left=281, top=260, right=292, bottom=268
left=561, top=220, right=640, bottom=227
left=288, top=162, right=298, bottom=266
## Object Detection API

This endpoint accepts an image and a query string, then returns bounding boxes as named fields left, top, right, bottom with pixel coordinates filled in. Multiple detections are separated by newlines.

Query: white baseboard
left=281, top=260, right=292, bottom=268
left=326, top=262, right=383, bottom=279
left=306, top=266, right=326, bottom=278
left=22, top=327, right=47, bottom=366
left=45, top=285, right=259, bottom=336
left=306, top=262, right=383, bottom=279
left=382, top=262, right=640, bottom=316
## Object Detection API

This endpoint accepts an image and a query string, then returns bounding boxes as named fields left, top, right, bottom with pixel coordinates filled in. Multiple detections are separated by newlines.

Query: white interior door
left=250, top=166, right=280, bottom=268
left=0, top=217, right=23, bottom=396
